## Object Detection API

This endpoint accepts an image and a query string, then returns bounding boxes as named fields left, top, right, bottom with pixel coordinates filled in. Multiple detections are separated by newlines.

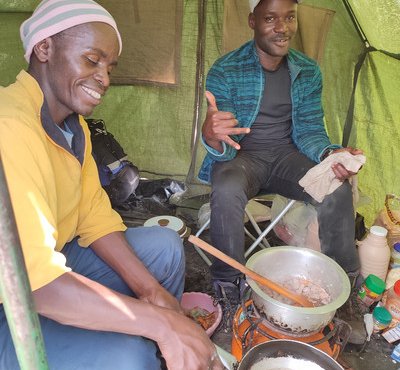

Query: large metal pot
left=246, top=247, right=350, bottom=334
left=237, top=340, right=344, bottom=370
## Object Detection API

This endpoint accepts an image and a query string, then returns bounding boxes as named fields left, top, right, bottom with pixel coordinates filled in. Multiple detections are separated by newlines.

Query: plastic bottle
left=357, top=274, right=386, bottom=307
left=391, top=242, right=400, bottom=268
left=386, top=267, right=400, bottom=291
left=372, top=306, right=392, bottom=333
left=358, top=225, right=391, bottom=281
left=385, top=280, right=400, bottom=323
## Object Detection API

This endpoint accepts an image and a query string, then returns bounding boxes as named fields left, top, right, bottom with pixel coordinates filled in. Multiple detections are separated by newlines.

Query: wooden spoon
left=189, top=235, right=314, bottom=308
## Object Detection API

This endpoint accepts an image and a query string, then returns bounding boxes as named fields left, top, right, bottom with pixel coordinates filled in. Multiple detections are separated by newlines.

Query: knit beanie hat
left=249, top=0, right=302, bottom=13
left=20, top=0, right=122, bottom=63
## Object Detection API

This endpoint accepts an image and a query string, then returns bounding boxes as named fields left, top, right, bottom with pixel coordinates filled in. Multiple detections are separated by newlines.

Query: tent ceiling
left=348, top=0, right=400, bottom=54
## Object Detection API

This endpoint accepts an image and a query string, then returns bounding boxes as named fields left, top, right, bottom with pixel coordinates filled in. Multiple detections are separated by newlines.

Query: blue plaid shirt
left=198, top=40, right=340, bottom=183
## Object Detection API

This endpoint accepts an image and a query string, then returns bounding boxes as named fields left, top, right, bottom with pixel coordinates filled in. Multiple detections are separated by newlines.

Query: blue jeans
left=0, top=227, right=185, bottom=370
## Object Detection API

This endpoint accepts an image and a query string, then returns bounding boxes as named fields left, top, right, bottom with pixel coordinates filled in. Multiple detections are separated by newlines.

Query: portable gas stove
left=231, top=300, right=351, bottom=362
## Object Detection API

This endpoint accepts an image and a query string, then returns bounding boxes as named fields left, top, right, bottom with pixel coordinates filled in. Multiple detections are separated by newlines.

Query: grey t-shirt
left=240, top=59, right=295, bottom=153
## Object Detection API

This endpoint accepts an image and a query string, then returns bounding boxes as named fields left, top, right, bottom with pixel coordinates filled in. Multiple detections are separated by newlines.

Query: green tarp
left=0, top=0, right=399, bottom=226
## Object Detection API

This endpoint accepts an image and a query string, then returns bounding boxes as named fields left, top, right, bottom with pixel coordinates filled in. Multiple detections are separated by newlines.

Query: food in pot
left=260, top=276, right=332, bottom=307
left=186, top=306, right=216, bottom=330
left=250, top=356, right=326, bottom=370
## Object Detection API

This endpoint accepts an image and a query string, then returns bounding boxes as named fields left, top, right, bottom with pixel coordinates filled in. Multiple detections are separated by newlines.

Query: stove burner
left=252, top=300, right=334, bottom=338
left=231, top=300, right=351, bottom=362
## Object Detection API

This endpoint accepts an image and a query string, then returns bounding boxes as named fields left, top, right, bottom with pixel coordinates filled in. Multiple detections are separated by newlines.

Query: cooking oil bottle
left=358, top=225, right=391, bottom=281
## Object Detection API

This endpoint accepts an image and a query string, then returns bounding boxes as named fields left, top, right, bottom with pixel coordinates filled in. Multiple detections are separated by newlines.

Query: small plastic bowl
left=181, top=292, right=222, bottom=337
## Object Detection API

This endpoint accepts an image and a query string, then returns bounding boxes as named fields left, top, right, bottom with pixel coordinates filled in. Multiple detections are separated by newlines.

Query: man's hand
left=202, top=91, right=250, bottom=152
left=140, top=285, right=184, bottom=314
left=330, top=147, right=364, bottom=181
left=33, top=273, right=224, bottom=370
left=158, top=312, right=225, bottom=370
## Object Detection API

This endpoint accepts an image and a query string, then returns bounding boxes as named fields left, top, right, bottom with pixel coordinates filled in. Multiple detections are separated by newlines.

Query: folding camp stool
left=193, top=196, right=296, bottom=266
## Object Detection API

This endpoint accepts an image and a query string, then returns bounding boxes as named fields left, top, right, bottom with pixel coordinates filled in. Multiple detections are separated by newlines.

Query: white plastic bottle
left=358, top=226, right=391, bottom=281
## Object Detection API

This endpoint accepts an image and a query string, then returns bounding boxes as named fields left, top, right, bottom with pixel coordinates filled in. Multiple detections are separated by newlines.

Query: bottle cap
left=394, top=280, right=400, bottom=296
left=394, top=242, right=400, bottom=253
left=373, top=306, right=392, bottom=325
left=365, top=274, right=386, bottom=294
left=370, top=225, right=388, bottom=237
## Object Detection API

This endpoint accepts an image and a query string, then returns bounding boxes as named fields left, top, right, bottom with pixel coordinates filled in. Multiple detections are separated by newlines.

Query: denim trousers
left=210, top=149, right=360, bottom=281
left=0, top=226, right=185, bottom=370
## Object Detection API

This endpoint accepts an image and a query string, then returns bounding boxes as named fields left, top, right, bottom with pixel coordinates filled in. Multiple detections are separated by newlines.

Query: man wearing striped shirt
left=199, top=0, right=363, bottom=322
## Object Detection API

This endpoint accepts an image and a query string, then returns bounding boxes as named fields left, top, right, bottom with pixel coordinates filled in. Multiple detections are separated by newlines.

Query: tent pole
left=0, top=158, right=49, bottom=370
left=186, top=0, right=208, bottom=184
left=341, top=0, right=369, bottom=47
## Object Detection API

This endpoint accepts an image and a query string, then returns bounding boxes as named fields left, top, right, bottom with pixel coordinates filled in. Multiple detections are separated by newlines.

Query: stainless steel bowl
left=246, top=246, right=351, bottom=334
left=238, top=340, right=344, bottom=370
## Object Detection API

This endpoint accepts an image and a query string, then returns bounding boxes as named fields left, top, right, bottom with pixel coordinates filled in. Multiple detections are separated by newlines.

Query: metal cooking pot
left=237, top=340, right=344, bottom=370
left=246, top=247, right=350, bottom=334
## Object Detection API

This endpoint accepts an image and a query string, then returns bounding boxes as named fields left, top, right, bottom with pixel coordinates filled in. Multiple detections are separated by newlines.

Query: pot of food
left=237, top=340, right=344, bottom=370
left=246, top=247, right=350, bottom=335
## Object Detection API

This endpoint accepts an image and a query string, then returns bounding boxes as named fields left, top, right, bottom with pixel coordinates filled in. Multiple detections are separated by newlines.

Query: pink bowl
left=181, top=292, right=222, bottom=337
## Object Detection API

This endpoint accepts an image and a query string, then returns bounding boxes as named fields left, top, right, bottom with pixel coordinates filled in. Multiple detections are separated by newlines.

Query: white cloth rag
left=299, top=152, right=366, bottom=203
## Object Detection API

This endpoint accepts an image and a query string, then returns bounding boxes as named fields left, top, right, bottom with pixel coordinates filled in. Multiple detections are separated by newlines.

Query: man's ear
left=32, top=37, right=53, bottom=62
left=248, top=13, right=256, bottom=30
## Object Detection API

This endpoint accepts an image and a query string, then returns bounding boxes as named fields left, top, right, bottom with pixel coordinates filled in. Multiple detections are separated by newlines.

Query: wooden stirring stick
left=189, top=235, right=314, bottom=308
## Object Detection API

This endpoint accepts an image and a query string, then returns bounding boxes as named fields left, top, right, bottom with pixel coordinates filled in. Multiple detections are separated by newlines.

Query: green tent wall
left=0, top=0, right=399, bottom=226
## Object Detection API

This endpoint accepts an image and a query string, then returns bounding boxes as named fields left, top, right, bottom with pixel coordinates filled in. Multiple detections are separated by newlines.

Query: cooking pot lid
left=144, top=215, right=187, bottom=236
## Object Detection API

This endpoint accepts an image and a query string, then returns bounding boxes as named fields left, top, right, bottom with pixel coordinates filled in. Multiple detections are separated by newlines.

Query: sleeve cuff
left=319, top=144, right=342, bottom=162
left=201, top=135, right=227, bottom=157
